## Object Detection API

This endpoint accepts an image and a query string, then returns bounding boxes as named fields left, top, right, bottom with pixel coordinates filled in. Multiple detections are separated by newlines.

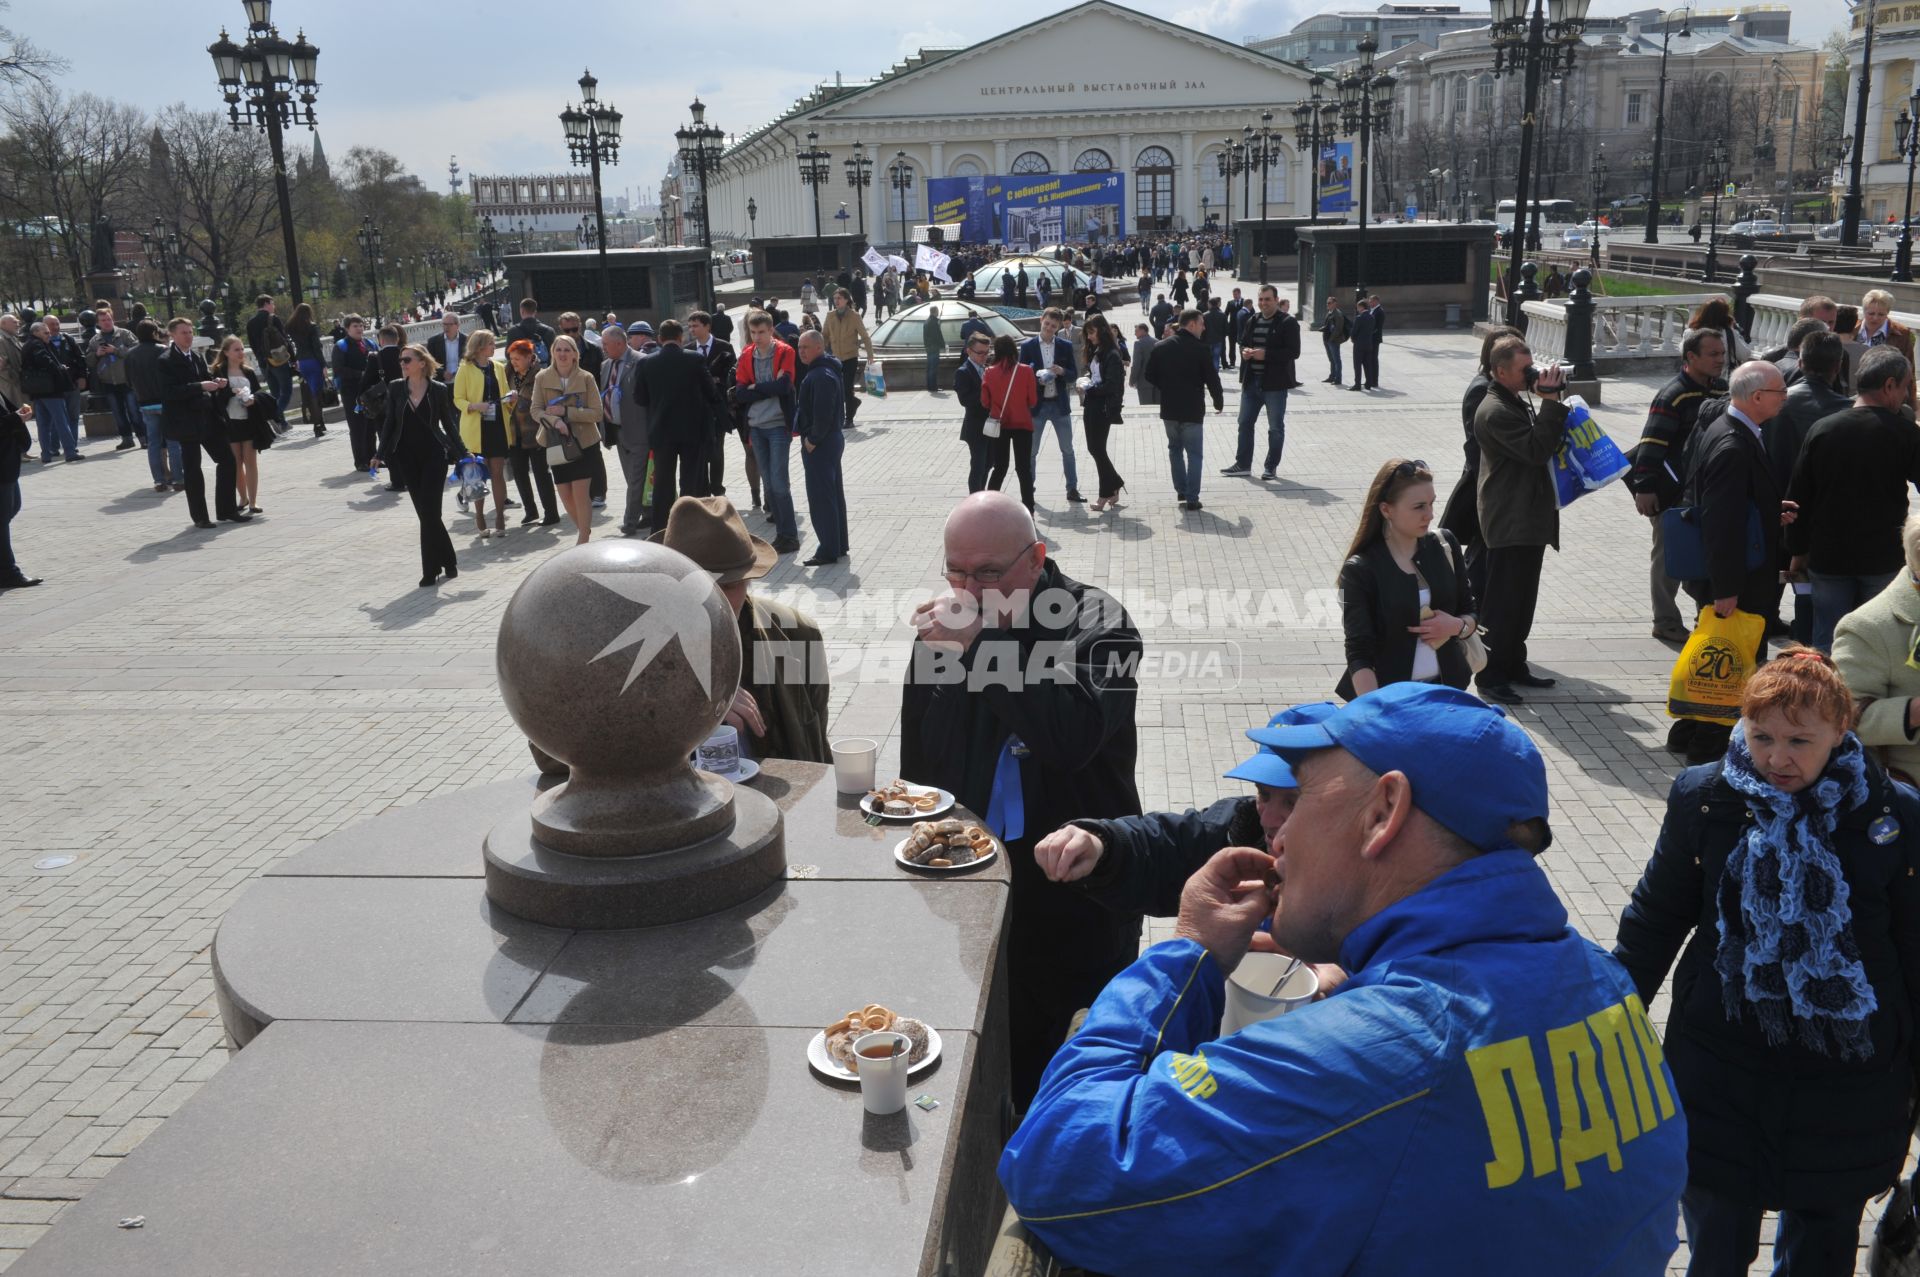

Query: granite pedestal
left=15, top=762, right=1012, bottom=1277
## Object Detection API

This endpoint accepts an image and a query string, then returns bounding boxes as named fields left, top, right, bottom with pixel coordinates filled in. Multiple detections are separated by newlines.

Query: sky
left=13, top=0, right=1851, bottom=210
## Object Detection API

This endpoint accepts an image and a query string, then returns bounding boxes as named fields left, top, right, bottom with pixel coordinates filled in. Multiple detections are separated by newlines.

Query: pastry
left=824, top=1004, right=907, bottom=1073
left=884, top=798, right=914, bottom=817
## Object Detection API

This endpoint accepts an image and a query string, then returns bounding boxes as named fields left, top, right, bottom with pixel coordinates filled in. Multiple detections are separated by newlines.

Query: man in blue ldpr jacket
left=1000, top=683, right=1688, bottom=1277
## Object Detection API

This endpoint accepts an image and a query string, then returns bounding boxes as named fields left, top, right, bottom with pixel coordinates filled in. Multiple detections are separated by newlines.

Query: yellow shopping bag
left=1667, top=606, right=1766, bottom=725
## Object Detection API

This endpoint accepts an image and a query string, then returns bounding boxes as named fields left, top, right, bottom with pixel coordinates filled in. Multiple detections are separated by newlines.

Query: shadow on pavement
left=358, top=587, right=485, bottom=629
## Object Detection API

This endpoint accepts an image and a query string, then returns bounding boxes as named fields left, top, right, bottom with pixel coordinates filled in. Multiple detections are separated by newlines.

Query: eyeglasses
left=398, top=355, right=418, bottom=365
left=943, top=540, right=1039, bottom=585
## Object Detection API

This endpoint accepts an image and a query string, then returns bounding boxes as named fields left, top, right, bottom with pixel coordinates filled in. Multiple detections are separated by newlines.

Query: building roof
left=716, top=0, right=1311, bottom=161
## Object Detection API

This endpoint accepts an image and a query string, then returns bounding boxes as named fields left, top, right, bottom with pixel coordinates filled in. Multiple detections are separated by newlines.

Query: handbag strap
left=994, top=365, right=1017, bottom=419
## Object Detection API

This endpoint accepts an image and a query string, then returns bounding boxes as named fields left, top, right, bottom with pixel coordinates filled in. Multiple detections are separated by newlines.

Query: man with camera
left=1472, top=335, right=1569, bottom=704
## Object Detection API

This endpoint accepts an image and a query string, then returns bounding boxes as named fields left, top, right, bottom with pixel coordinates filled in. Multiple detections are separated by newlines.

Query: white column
left=1117, top=132, right=1134, bottom=233
left=1180, top=130, right=1197, bottom=230
left=930, top=140, right=945, bottom=177
left=1057, top=135, right=1073, bottom=173
left=993, top=139, right=1008, bottom=173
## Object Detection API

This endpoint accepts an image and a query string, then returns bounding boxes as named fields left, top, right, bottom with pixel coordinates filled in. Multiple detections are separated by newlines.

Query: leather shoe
left=1512, top=672, right=1557, bottom=689
left=1476, top=680, right=1523, bottom=704
left=221, top=511, right=253, bottom=522
left=771, top=537, right=801, bottom=554
left=0, top=575, right=43, bottom=589
left=1651, top=623, right=1691, bottom=645
left=1066, top=490, right=1087, bottom=503
left=802, top=552, right=844, bottom=566
left=193, top=519, right=216, bottom=529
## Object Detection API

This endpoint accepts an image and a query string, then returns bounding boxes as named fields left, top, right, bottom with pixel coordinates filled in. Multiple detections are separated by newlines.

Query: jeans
left=32, top=397, right=77, bottom=460
left=139, top=407, right=182, bottom=484
left=103, top=384, right=141, bottom=442
left=925, top=350, right=941, bottom=392
left=750, top=425, right=797, bottom=544
left=1138, top=289, right=1151, bottom=311
left=1680, top=1182, right=1865, bottom=1277
left=1209, top=340, right=1224, bottom=369
left=801, top=429, right=848, bottom=557
left=1810, top=569, right=1899, bottom=651
left=263, top=362, right=293, bottom=420
left=1234, top=387, right=1288, bottom=474
left=1163, top=420, right=1204, bottom=503
left=1028, top=400, right=1081, bottom=495
left=1325, top=340, right=1343, bottom=383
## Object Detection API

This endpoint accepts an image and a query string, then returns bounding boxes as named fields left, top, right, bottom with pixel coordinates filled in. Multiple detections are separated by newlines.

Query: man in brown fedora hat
left=654, top=495, right=830, bottom=763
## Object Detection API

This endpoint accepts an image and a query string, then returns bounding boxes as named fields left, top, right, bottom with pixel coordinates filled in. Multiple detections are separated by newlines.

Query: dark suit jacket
left=689, top=337, right=737, bottom=432
left=425, top=331, right=466, bottom=380
left=376, top=378, right=462, bottom=474
left=158, top=343, right=214, bottom=443
left=630, top=344, right=720, bottom=451
left=1350, top=308, right=1378, bottom=350
left=1686, top=405, right=1780, bottom=607
left=954, top=357, right=990, bottom=443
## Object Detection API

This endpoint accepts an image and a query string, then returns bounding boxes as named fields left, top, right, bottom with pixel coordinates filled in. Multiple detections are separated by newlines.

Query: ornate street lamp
left=797, top=129, right=834, bottom=238
left=1587, top=148, right=1609, bottom=269
left=1339, top=34, right=1398, bottom=303
left=747, top=197, right=758, bottom=239
left=1290, top=76, right=1333, bottom=224
left=207, top=0, right=318, bottom=305
left=674, top=98, right=725, bottom=311
left=355, top=215, right=383, bottom=318
left=561, top=68, right=621, bottom=313
left=1704, top=142, right=1729, bottom=283
left=1243, top=113, right=1281, bottom=284
left=1489, top=0, right=1592, bottom=322
left=1216, top=138, right=1247, bottom=233
left=1894, top=91, right=1920, bottom=282
left=843, top=141, right=873, bottom=240
left=888, top=151, right=915, bottom=252
left=140, top=217, right=177, bottom=318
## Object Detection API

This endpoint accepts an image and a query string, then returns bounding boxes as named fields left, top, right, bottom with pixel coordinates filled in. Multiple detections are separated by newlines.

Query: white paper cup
left=831, top=738, right=878, bottom=795
left=853, top=1030, right=911, bottom=1115
left=1220, top=953, right=1319, bottom=1036
left=695, top=726, right=742, bottom=777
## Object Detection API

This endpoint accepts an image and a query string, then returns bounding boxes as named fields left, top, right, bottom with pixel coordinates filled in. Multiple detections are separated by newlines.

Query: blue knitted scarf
left=1714, top=726, right=1878, bottom=1061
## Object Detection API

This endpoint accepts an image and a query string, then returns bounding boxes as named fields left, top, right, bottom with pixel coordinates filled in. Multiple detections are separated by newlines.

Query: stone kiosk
left=1295, top=223, right=1498, bottom=329
left=505, top=247, right=711, bottom=329
left=13, top=542, right=1012, bottom=1277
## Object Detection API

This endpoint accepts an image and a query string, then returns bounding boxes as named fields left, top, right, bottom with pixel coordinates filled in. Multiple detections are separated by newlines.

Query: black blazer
left=1686, top=404, right=1780, bottom=608
left=1082, top=346, right=1126, bottom=428
left=376, top=378, right=461, bottom=470
left=954, top=357, right=990, bottom=444
left=425, top=330, right=465, bottom=380
left=158, top=343, right=215, bottom=443
left=1336, top=530, right=1475, bottom=701
left=630, top=344, right=720, bottom=451
left=690, top=337, right=737, bottom=433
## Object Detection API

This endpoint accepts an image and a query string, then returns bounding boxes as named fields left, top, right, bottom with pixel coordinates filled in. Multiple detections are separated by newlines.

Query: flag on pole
left=915, top=243, right=952, bottom=283
left=861, top=246, right=890, bottom=277
left=886, top=254, right=912, bottom=274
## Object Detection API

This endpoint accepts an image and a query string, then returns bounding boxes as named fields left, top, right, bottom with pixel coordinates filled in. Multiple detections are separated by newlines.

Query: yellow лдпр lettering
left=1467, top=996, right=1672, bottom=1193
left=1166, top=1050, right=1218, bottom=1101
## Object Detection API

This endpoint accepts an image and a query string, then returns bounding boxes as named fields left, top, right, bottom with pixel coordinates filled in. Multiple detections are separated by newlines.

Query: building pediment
left=810, top=0, right=1315, bottom=123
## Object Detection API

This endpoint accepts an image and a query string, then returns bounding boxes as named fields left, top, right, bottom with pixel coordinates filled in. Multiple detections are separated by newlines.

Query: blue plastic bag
left=1551, top=397, right=1630, bottom=508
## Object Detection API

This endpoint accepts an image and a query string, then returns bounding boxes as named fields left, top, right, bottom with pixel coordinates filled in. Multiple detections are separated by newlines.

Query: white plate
left=893, top=834, right=998, bottom=874
left=859, top=784, right=954, bottom=820
left=807, top=1025, right=944, bottom=1083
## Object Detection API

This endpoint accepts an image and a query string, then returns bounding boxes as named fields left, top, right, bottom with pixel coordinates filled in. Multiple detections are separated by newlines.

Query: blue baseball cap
left=1223, top=702, right=1340, bottom=789
left=1247, top=684, right=1549, bottom=853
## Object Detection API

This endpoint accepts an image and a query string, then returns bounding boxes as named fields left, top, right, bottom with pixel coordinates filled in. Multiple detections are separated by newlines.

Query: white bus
left=1496, top=198, right=1580, bottom=225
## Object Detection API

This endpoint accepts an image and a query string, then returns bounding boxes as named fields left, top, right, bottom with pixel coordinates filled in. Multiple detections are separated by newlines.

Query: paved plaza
left=0, top=284, right=1892, bottom=1272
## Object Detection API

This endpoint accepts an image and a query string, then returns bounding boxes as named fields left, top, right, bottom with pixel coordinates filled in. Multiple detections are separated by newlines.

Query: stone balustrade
left=1748, top=292, right=1920, bottom=354
left=1523, top=292, right=1723, bottom=365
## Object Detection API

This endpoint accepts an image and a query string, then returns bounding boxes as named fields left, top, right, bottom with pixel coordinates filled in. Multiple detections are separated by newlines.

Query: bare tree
left=0, top=1, right=66, bottom=91
left=145, top=104, right=281, bottom=295
left=0, top=84, right=147, bottom=304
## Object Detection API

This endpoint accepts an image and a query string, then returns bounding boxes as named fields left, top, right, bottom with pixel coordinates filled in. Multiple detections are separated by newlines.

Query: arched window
left=1136, top=146, right=1175, bottom=231
left=1074, top=148, right=1113, bottom=172
left=949, top=157, right=984, bottom=178
left=1010, top=150, right=1051, bottom=175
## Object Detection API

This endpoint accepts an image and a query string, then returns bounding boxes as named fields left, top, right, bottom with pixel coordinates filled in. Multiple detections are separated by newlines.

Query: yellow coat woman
left=452, top=350, right=511, bottom=456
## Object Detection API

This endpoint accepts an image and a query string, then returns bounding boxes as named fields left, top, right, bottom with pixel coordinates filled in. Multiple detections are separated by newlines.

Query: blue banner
left=927, top=172, right=1125, bottom=245
left=1317, top=143, right=1353, bottom=216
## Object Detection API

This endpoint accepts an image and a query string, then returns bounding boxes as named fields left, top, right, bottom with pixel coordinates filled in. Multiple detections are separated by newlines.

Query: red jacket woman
left=978, top=335, right=1039, bottom=509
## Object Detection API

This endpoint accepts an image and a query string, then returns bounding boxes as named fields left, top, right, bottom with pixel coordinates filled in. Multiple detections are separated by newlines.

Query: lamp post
left=1243, top=112, right=1280, bottom=284
left=1290, top=75, right=1332, bottom=223
left=207, top=1, right=318, bottom=307
left=1338, top=33, right=1398, bottom=304
left=140, top=218, right=177, bottom=318
left=1842, top=0, right=1879, bottom=247
left=747, top=198, right=758, bottom=239
left=1586, top=148, right=1608, bottom=268
left=334, top=256, right=348, bottom=298
left=560, top=68, right=621, bottom=315
left=355, top=216, right=383, bottom=319
left=479, top=215, right=498, bottom=273
left=1894, top=92, right=1920, bottom=281
left=843, top=141, right=873, bottom=240
left=306, top=269, right=320, bottom=300
left=888, top=151, right=914, bottom=252
left=1215, top=138, right=1246, bottom=233
left=1704, top=141, right=1728, bottom=282
left=674, top=97, right=725, bottom=311
left=1770, top=58, right=1802, bottom=231
left=1640, top=7, right=1690, bottom=243
left=1201, top=194, right=1211, bottom=229
left=797, top=129, right=833, bottom=237
left=1490, top=0, right=1592, bottom=323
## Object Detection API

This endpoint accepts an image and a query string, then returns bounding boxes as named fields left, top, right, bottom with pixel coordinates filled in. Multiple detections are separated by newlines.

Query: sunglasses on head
left=1393, top=459, right=1430, bottom=478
